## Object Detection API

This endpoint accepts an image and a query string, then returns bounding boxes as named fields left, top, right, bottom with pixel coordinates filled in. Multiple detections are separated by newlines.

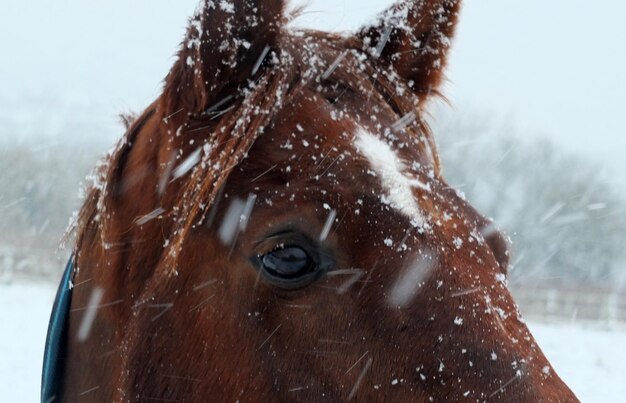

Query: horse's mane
left=71, top=29, right=441, bottom=274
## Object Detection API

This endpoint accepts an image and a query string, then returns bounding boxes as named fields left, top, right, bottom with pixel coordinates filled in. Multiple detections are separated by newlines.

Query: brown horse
left=57, top=0, right=578, bottom=401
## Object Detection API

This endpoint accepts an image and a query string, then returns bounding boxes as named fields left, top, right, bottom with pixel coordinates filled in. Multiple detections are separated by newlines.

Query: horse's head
left=67, top=0, right=577, bottom=401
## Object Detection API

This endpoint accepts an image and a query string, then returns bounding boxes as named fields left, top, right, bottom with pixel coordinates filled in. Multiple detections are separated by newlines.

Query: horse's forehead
left=353, top=127, right=428, bottom=228
left=263, top=105, right=439, bottom=222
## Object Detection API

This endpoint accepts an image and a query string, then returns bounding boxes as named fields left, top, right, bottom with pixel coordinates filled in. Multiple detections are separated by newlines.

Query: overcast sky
left=1, top=0, right=624, bottom=188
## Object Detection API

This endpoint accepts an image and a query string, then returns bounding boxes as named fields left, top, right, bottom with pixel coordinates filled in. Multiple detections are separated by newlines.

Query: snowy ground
left=0, top=283, right=56, bottom=403
left=1, top=283, right=624, bottom=402
left=531, top=323, right=626, bottom=402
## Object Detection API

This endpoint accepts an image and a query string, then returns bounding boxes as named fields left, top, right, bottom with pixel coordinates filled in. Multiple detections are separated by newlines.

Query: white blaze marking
left=354, top=128, right=428, bottom=226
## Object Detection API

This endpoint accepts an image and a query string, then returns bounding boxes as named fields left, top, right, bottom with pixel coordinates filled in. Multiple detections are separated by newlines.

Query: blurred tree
left=2, top=108, right=625, bottom=287
left=434, top=108, right=626, bottom=287
left=0, top=142, right=102, bottom=279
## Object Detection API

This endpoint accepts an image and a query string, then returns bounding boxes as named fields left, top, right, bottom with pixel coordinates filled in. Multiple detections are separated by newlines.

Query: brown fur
left=63, top=1, right=577, bottom=401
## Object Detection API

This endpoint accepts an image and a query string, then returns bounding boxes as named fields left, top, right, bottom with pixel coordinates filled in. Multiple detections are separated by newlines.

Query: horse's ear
left=162, top=0, right=285, bottom=124
left=354, top=0, right=461, bottom=98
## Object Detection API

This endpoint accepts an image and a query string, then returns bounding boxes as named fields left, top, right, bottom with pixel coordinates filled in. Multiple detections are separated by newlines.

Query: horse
left=43, top=0, right=578, bottom=401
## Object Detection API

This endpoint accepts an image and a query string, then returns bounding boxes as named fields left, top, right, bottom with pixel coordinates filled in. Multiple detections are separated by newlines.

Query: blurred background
left=1, top=0, right=625, bottom=401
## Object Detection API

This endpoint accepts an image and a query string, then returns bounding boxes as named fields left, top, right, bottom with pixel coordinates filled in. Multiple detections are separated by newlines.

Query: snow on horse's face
left=66, top=0, right=578, bottom=401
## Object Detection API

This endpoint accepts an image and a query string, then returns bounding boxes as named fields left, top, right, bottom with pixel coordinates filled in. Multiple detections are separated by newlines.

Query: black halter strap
left=41, top=256, right=74, bottom=402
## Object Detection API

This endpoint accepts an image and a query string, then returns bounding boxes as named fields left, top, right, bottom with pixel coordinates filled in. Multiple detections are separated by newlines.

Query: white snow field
left=1, top=282, right=624, bottom=402
left=0, top=283, right=55, bottom=403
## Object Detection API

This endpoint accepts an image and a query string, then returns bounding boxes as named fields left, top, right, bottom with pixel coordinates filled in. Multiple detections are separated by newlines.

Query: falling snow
left=172, top=148, right=202, bottom=179
left=76, top=287, right=105, bottom=342
left=2, top=1, right=625, bottom=402
left=389, top=252, right=436, bottom=307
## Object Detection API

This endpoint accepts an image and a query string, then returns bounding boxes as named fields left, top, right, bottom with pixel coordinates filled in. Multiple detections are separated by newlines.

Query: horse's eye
left=262, top=246, right=312, bottom=277
left=257, top=245, right=320, bottom=288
